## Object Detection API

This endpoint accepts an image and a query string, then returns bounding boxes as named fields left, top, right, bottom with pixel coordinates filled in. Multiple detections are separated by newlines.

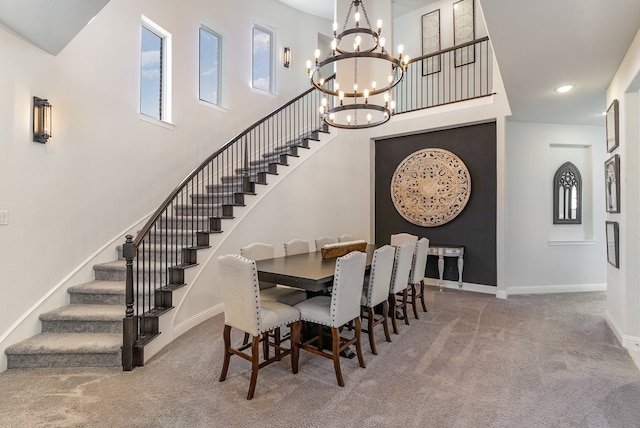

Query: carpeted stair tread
left=68, top=280, right=125, bottom=295
left=68, top=280, right=126, bottom=305
left=5, top=332, right=121, bottom=355
left=93, top=260, right=126, bottom=270
left=40, top=304, right=123, bottom=321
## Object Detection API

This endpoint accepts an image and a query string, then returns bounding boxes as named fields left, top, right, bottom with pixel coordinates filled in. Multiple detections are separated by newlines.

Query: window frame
left=199, top=24, right=224, bottom=107
left=251, top=23, right=275, bottom=94
left=140, top=15, right=172, bottom=124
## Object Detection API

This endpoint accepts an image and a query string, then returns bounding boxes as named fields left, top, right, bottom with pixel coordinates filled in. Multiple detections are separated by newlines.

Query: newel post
left=122, top=235, right=137, bottom=371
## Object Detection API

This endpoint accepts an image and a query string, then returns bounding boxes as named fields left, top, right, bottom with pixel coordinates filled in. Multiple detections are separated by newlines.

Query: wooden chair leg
left=291, top=321, right=300, bottom=374
left=242, top=332, right=250, bottom=345
left=366, top=307, right=377, bottom=355
left=420, top=280, right=428, bottom=312
left=262, top=332, right=269, bottom=360
left=389, top=293, right=399, bottom=334
left=402, top=288, right=410, bottom=325
left=219, top=325, right=232, bottom=382
left=411, top=284, right=419, bottom=320
left=354, top=317, right=366, bottom=369
left=317, top=324, right=324, bottom=351
left=331, top=327, right=344, bottom=387
left=381, top=301, right=391, bottom=343
left=247, top=335, right=260, bottom=400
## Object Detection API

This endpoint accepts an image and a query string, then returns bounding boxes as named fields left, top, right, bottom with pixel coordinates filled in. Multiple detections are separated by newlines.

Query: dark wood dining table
left=255, top=244, right=376, bottom=293
left=255, top=244, right=376, bottom=359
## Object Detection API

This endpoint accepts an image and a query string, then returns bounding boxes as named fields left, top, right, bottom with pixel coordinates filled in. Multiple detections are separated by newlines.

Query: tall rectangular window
left=252, top=25, right=273, bottom=93
left=199, top=26, right=221, bottom=105
left=140, top=16, right=172, bottom=122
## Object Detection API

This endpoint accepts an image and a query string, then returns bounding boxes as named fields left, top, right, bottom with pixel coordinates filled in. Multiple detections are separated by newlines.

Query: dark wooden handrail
left=406, top=36, right=490, bottom=65
left=133, top=76, right=335, bottom=247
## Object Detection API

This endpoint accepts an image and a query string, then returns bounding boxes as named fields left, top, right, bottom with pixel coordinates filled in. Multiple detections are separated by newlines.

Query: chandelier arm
left=323, top=104, right=391, bottom=129
left=310, top=52, right=405, bottom=97
left=335, top=28, right=380, bottom=54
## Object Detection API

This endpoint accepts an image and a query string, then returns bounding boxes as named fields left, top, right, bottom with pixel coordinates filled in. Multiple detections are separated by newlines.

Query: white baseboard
left=424, top=278, right=497, bottom=295
left=424, top=279, right=607, bottom=299
left=605, top=311, right=640, bottom=371
left=623, top=335, right=640, bottom=353
left=505, top=283, right=606, bottom=296
left=628, top=348, right=640, bottom=371
left=174, top=304, right=224, bottom=338
left=142, top=303, right=224, bottom=365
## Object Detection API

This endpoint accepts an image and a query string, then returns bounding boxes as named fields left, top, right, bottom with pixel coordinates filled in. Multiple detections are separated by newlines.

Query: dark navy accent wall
left=375, top=122, right=497, bottom=286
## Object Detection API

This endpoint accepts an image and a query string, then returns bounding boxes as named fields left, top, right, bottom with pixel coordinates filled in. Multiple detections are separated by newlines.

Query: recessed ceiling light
left=555, top=85, right=574, bottom=93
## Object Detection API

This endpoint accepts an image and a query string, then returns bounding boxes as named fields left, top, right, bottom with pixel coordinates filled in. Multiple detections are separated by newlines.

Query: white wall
left=605, top=27, right=640, bottom=366
left=0, top=0, right=329, bottom=366
left=394, top=0, right=488, bottom=60
left=504, top=122, right=607, bottom=295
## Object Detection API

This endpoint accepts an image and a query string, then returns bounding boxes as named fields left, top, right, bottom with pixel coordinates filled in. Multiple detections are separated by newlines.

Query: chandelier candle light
left=306, top=0, right=408, bottom=129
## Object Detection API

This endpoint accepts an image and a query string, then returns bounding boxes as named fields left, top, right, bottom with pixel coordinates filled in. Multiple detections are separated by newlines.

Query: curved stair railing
left=122, top=81, right=332, bottom=370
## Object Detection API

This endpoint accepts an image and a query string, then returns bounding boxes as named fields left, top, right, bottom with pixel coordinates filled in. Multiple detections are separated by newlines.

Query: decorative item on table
left=321, top=240, right=368, bottom=259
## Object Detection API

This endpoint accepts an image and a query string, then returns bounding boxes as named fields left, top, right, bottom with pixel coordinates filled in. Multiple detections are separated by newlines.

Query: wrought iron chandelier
left=306, top=0, right=408, bottom=129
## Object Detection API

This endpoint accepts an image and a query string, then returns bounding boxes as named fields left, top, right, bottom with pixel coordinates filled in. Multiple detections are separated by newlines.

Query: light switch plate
left=0, top=210, right=8, bottom=225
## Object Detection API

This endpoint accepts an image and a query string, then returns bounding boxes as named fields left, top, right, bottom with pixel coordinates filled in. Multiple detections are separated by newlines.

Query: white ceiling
left=481, top=0, right=640, bottom=126
left=277, top=0, right=438, bottom=20
left=279, top=0, right=640, bottom=127
left=0, top=0, right=109, bottom=55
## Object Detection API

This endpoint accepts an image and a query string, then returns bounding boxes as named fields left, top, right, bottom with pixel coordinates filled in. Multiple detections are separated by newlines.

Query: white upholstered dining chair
left=390, top=232, right=418, bottom=246
left=283, top=239, right=310, bottom=256
left=388, top=241, right=416, bottom=334
left=217, top=254, right=301, bottom=400
left=407, top=237, right=430, bottom=318
left=240, top=242, right=307, bottom=306
left=360, top=245, right=396, bottom=355
left=315, top=236, right=337, bottom=251
left=293, top=251, right=367, bottom=387
left=338, top=234, right=356, bottom=242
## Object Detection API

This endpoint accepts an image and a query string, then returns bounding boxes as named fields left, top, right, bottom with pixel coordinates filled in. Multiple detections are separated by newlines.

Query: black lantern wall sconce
left=33, top=96, right=52, bottom=143
left=283, top=47, right=291, bottom=68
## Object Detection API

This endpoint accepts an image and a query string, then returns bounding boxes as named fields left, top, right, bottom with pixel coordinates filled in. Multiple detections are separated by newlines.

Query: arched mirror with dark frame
left=553, top=162, right=582, bottom=224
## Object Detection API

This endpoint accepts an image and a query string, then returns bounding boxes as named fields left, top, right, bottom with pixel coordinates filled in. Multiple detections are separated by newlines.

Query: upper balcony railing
left=394, top=37, right=493, bottom=114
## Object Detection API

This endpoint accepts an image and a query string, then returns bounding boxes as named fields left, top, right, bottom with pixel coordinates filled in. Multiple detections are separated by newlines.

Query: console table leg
left=438, top=255, right=444, bottom=292
left=457, top=255, right=464, bottom=290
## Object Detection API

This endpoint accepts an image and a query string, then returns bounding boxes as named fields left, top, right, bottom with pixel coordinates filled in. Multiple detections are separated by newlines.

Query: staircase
left=5, top=271, right=125, bottom=368
left=5, top=127, right=328, bottom=369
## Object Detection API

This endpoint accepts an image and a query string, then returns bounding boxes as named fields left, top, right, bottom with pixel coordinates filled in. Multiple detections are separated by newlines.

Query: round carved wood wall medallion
left=391, top=148, right=471, bottom=227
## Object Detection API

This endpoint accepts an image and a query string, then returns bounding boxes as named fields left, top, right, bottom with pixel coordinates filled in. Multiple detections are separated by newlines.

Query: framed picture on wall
left=605, top=154, right=620, bottom=213
left=606, top=99, right=619, bottom=153
left=422, top=9, right=441, bottom=75
left=453, top=0, right=475, bottom=67
left=606, top=221, right=619, bottom=268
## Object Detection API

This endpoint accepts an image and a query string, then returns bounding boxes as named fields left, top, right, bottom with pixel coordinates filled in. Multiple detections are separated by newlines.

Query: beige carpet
left=1, top=289, right=639, bottom=427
